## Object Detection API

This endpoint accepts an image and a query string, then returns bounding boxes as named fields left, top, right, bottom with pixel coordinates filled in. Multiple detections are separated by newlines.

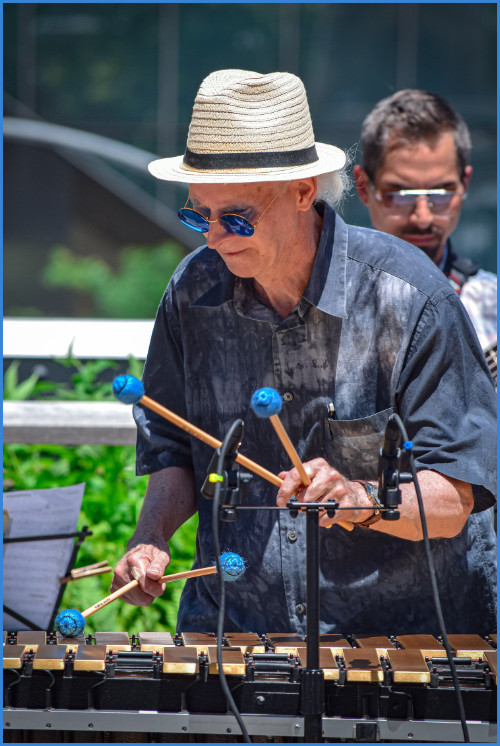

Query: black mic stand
left=286, top=497, right=338, bottom=743
left=205, top=417, right=418, bottom=744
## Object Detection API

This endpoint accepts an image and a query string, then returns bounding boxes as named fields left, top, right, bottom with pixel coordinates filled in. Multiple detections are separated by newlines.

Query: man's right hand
left=111, top=539, right=171, bottom=606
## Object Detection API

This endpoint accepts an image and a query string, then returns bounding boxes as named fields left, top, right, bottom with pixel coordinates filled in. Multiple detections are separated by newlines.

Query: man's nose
left=205, top=218, right=227, bottom=246
left=410, top=195, right=434, bottom=226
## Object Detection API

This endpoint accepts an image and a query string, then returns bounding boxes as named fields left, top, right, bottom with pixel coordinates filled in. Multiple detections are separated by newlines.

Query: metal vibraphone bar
left=3, top=630, right=497, bottom=743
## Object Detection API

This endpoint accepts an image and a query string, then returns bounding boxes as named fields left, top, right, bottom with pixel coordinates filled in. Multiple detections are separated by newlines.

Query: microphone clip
left=378, top=416, right=413, bottom=521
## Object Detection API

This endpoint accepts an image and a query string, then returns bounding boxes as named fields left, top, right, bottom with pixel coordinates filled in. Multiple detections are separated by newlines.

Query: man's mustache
left=401, top=227, right=440, bottom=237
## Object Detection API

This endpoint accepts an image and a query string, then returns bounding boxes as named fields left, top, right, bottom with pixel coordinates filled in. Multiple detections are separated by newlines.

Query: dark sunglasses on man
left=178, top=182, right=288, bottom=236
left=369, top=184, right=467, bottom=217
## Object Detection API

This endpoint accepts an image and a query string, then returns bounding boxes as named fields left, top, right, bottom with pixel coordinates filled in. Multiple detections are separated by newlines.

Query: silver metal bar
left=3, top=401, right=136, bottom=445
left=2, top=709, right=303, bottom=737
left=322, top=716, right=496, bottom=742
left=3, top=709, right=496, bottom=742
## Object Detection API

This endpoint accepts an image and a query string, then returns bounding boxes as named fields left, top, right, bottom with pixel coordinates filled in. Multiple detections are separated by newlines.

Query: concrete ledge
left=3, top=401, right=137, bottom=445
left=4, top=318, right=154, bottom=360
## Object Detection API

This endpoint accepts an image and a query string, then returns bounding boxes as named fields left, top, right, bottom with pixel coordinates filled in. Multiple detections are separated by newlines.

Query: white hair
left=314, top=171, right=347, bottom=209
left=314, top=144, right=355, bottom=211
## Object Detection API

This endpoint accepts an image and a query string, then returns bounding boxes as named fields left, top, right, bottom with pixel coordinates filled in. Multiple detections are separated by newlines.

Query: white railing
left=4, top=317, right=154, bottom=360
left=4, top=317, right=153, bottom=445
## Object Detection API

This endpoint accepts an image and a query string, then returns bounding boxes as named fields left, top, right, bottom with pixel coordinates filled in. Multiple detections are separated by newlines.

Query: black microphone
left=378, top=414, right=402, bottom=520
left=201, top=419, right=245, bottom=500
left=222, top=419, right=245, bottom=461
left=379, top=414, right=401, bottom=468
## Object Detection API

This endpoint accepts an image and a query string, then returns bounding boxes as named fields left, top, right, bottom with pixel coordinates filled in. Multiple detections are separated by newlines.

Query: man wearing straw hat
left=113, top=70, right=496, bottom=636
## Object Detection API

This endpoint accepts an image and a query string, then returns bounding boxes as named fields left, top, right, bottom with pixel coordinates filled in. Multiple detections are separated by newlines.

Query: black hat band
left=183, top=145, right=319, bottom=170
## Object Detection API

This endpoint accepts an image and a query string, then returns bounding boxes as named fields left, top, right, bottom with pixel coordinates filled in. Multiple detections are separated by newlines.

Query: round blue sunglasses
left=178, top=183, right=288, bottom=237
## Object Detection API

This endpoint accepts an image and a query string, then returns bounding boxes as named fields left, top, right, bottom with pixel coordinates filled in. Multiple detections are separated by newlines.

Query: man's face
left=354, top=132, right=471, bottom=265
left=187, top=180, right=308, bottom=283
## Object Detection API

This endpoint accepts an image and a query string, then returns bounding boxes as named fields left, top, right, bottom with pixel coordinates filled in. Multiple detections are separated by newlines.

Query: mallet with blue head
left=55, top=553, right=245, bottom=638
left=251, top=387, right=353, bottom=531
left=112, top=375, right=283, bottom=488
left=114, top=376, right=352, bottom=530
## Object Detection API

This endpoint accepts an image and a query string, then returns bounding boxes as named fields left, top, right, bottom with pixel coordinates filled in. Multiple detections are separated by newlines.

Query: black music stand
left=3, top=525, right=92, bottom=631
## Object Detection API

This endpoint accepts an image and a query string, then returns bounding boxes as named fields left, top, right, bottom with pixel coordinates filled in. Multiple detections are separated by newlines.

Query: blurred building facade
left=4, top=3, right=497, bottom=318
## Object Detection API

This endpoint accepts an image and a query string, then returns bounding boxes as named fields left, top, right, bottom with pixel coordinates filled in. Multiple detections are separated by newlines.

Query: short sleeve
left=134, top=283, right=194, bottom=476
left=396, top=289, right=496, bottom=512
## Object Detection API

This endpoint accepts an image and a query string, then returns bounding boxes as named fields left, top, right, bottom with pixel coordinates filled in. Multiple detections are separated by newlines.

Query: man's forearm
left=128, top=466, right=197, bottom=550
left=278, top=462, right=475, bottom=541
left=370, top=470, right=474, bottom=541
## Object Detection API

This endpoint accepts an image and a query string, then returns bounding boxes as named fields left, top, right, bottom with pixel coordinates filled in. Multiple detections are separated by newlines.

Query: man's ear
left=296, top=177, right=317, bottom=211
left=353, top=165, right=370, bottom=205
left=463, top=165, right=473, bottom=192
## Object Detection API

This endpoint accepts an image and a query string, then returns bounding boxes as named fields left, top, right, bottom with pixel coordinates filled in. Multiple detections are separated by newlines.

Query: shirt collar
left=301, top=202, right=347, bottom=318
left=191, top=201, right=348, bottom=320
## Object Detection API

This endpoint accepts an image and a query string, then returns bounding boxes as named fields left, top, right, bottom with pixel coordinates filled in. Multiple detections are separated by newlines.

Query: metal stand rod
left=302, top=506, right=324, bottom=743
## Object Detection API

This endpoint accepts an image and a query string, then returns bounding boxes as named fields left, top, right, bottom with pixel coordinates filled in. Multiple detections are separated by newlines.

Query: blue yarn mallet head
left=219, top=552, right=246, bottom=582
left=54, top=609, right=86, bottom=637
left=55, top=553, right=245, bottom=636
left=250, top=387, right=282, bottom=418
left=112, top=374, right=145, bottom=405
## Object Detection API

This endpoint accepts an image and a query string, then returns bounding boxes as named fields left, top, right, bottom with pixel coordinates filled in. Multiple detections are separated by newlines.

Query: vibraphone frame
left=3, top=708, right=497, bottom=742
left=3, top=630, right=497, bottom=743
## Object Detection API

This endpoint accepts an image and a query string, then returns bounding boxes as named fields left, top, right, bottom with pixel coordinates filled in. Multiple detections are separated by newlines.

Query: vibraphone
left=3, top=630, right=497, bottom=742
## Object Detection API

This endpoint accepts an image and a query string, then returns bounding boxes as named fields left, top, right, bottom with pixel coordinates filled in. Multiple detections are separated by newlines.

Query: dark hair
left=360, top=89, right=471, bottom=180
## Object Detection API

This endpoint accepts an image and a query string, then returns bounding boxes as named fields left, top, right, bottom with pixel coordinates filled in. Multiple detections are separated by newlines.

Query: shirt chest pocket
left=326, top=407, right=394, bottom=481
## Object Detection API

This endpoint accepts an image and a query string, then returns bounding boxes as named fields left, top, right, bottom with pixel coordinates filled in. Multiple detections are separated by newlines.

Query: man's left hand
left=276, top=458, right=374, bottom=527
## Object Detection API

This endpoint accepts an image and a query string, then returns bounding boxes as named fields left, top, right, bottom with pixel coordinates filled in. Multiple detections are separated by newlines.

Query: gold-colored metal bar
left=484, top=651, right=497, bottom=684
left=3, top=644, right=27, bottom=669
left=318, top=634, right=351, bottom=648
left=56, top=631, right=86, bottom=645
left=267, top=632, right=306, bottom=655
left=73, top=644, right=107, bottom=671
left=162, top=646, right=199, bottom=674
left=208, top=647, right=246, bottom=675
left=224, top=632, right=266, bottom=654
left=181, top=632, right=216, bottom=647
left=94, top=631, right=131, bottom=652
left=387, top=648, right=431, bottom=684
left=181, top=632, right=217, bottom=655
left=317, top=633, right=352, bottom=656
left=138, top=631, right=175, bottom=652
left=354, top=634, right=395, bottom=657
left=32, top=644, right=67, bottom=670
left=298, top=647, right=340, bottom=680
left=343, top=648, right=383, bottom=682
left=396, top=634, right=443, bottom=658
left=446, top=634, right=494, bottom=658
left=16, top=631, right=46, bottom=649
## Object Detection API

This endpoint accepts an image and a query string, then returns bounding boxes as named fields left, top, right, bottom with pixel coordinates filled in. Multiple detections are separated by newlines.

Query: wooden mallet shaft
left=81, top=565, right=216, bottom=619
left=112, top=377, right=351, bottom=531
left=268, top=413, right=353, bottom=531
left=142, top=393, right=353, bottom=531
left=269, top=414, right=312, bottom=486
left=141, top=394, right=282, bottom=487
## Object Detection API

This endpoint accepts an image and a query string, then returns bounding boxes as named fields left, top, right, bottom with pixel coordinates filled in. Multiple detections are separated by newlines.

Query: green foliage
left=4, top=350, right=144, bottom=402
left=3, top=355, right=198, bottom=634
left=3, top=360, right=43, bottom=401
left=42, top=242, right=184, bottom=319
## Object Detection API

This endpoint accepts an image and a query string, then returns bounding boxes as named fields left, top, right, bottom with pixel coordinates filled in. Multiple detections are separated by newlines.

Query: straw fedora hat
left=148, top=69, right=346, bottom=184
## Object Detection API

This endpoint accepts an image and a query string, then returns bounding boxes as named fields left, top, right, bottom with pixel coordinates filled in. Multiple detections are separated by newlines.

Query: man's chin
left=401, top=234, right=442, bottom=263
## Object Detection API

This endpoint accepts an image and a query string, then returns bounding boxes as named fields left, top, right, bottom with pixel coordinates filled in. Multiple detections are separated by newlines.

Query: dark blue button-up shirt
left=135, top=204, right=496, bottom=636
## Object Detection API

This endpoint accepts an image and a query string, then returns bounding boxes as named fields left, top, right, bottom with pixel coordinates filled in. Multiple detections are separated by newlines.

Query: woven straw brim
left=148, top=141, right=346, bottom=184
